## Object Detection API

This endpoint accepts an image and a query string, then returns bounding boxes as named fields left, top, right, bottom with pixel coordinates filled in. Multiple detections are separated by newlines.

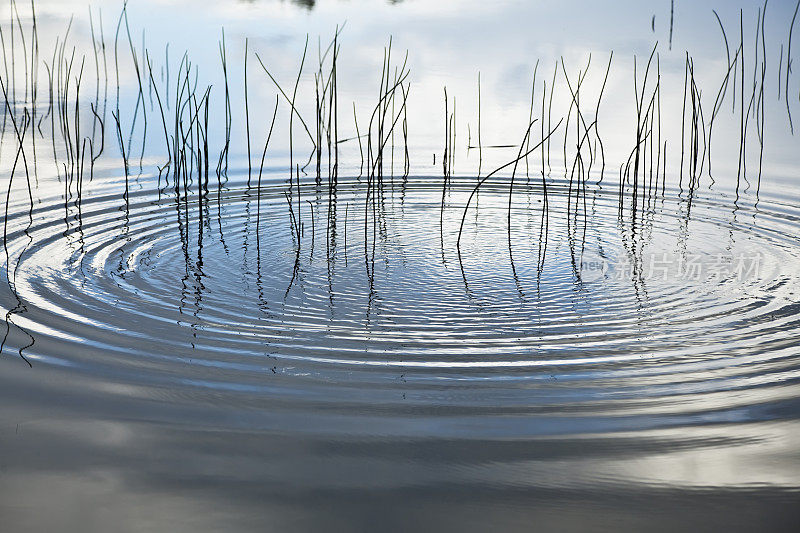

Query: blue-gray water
left=1, top=0, right=800, bottom=531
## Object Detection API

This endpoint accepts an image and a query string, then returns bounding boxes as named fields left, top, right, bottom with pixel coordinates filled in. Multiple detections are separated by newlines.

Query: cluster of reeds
left=560, top=54, right=612, bottom=252
left=360, top=39, right=409, bottom=283
left=616, top=43, right=664, bottom=219
left=2, top=1, right=800, bottom=299
left=0, top=0, right=41, bottom=365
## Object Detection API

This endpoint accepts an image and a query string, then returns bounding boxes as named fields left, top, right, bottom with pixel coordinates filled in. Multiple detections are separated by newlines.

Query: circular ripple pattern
left=2, top=174, right=800, bottom=436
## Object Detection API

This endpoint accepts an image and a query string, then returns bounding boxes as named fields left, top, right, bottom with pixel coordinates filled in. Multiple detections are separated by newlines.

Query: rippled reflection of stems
left=1, top=78, right=33, bottom=366
left=507, top=122, right=531, bottom=301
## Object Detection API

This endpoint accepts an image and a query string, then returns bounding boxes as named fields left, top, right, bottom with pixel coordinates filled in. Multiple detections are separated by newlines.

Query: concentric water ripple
left=1, top=172, right=800, bottom=436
